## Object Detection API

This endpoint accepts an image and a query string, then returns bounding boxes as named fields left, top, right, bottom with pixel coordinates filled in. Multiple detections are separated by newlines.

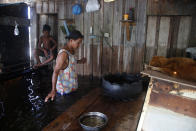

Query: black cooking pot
left=102, top=73, right=144, bottom=101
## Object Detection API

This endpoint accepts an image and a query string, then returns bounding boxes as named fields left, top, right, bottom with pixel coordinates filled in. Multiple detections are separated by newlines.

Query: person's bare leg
left=34, top=49, right=41, bottom=64
left=33, top=49, right=42, bottom=69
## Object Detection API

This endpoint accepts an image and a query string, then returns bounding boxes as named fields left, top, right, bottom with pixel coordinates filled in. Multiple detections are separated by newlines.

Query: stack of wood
left=148, top=56, right=196, bottom=82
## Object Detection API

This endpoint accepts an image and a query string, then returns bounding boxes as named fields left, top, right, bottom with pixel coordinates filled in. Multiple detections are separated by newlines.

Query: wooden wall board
left=176, top=16, right=192, bottom=56
left=135, top=0, right=147, bottom=48
left=111, top=46, right=119, bottom=74
left=92, top=45, right=99, bottom=77
left=103, top=2, right=114, bottom=47
left=48, top=15, right=58, bottom=40
left=154, top=16, right=161, bottom=57
left=157, top=17, right=170, bottom=57
left=64, top=0, right=73, bottom=19
left=133, top=0, right=147, bottom=72
left=83, top=11, right=92, bottom=76
left=36, top=1, right=42, bottom=14
left=147, top=0, right=196, bottom=16
left=110, top=0, right=123, bottom=74
left=75, top=3, right=84, bottom=76
left=92, top=0, right=104, bottom=77
left=121, top=0, right=135, bottom=73
left=123, top=45, right=132, bottom=73
left=112, top=0, right=123, bottom=46
left=57, top=1, right=64, bottom=19
left=145, top=16, right=157, bottom=63
left=37, top=14, right=46, bottom=38
left=42, top=1, right=48, bottom=13
left=64, top=0, right=68, bottom=18
left=102, top=1, right=114, bottom=74
left=57, top=1, right=65, bottom=49
left=118, top=44, right=124, bottom=73
left=118, top=0, right=126, bottom=74
left=133, top=47, right=144, bottom=73
left=102, top=47, right=112, bottom=75
left=49, top=0, right=55, bottom=13
left=53, top=0, right=58, bottom=13
left=168, top=16, right=181, bottom=57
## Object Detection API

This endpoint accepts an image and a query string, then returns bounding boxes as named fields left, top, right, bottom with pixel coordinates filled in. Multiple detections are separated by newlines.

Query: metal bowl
left=79, top=112, right=108, bottom=131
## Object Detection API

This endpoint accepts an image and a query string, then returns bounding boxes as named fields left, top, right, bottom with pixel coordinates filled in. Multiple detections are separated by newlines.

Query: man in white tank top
left=45, top=30, right=86, bottom=102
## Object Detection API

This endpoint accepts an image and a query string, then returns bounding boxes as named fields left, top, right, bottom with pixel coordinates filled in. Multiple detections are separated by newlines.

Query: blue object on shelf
left=72, top=4, right=82, bottom=15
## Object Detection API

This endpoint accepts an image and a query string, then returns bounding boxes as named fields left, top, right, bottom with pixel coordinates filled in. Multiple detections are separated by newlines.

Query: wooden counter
left=137, top=70, right=196, bottom=131
left=43, top=88, right=146, bottom=131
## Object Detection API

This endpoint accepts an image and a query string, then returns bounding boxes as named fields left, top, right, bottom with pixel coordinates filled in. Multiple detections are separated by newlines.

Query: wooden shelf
left=120, top=20, right=136, bottom=26
left=120, top=20, right=136, bottom=41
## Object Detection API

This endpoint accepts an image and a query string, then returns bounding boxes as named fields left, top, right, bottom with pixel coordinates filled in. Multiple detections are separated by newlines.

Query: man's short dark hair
left=65, top=30, right=84, bottom=40
left=43, top=24, right=51, bottom=32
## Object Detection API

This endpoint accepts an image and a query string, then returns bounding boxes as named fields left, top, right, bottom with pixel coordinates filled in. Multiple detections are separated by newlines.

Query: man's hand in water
left=45, top=90, right=56, bottom=102
left=77, top=57, right=87, bottom=64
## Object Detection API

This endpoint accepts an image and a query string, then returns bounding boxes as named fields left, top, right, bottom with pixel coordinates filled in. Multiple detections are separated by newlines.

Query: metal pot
left=79, top=112, right=108, bottom=131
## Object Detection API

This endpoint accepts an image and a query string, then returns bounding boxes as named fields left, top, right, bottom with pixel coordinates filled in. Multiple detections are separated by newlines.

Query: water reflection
left=25, top=72, right=44, bottom=112
left=0, top=69, right=96, bottom=131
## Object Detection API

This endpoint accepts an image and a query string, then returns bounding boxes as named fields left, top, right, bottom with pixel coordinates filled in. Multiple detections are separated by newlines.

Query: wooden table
left=43, top=88, right=146, bottom=131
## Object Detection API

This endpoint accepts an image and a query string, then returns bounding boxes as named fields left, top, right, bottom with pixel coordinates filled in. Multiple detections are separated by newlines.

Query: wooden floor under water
left=0, top=70, right=146, bottom=131
left=43, top=87, right=146, bottom=131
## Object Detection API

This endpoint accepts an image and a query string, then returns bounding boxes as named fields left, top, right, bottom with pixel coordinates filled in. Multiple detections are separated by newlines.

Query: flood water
left=0, top=68, right=98, bottom=131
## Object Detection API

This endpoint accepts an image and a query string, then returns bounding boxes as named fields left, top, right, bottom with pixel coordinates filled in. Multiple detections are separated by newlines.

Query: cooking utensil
left=79, top=112, right=108, bottom=131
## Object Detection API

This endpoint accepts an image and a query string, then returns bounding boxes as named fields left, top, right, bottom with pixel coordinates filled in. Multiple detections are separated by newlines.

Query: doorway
left=36, top=13, right=58, bottom=66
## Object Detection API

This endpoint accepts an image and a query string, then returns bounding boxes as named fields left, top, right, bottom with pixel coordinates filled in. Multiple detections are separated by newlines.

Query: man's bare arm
left=50, top=37, right=58, bottom=51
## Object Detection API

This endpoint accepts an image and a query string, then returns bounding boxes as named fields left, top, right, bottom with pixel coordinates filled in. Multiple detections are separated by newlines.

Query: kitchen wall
left=34, top=0, right=147, bottom=77
left=1, top=0, right=195, bottom=78
left=145, top=0, right=196, bottom=63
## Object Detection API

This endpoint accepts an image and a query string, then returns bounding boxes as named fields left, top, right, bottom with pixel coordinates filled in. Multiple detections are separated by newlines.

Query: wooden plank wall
left=147, top=0, right=196, bottom=16
left=145, top=16, right=192, bottom=64
left=2, top=0, right=195, bottom=78
left=34, top=0, right=147, bottom=77
left=1, top=0, right=147, bottom=77
left=144, top=0, right=195, bottom=64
